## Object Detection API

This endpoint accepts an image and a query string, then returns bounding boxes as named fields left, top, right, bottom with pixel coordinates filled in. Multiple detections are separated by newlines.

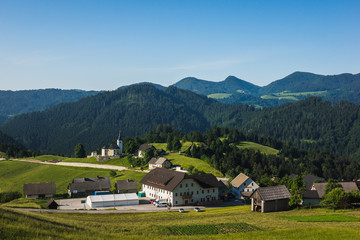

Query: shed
left=250, top=185, right=290, bottom=213
left=302, top=190, right=321, bottom=205
left=46, top=199, right=59, bottom=209
left=115, top=179, right=138, bottom=193
left=23, top=182, right=56, bottom=199
left=86, top=193, right=139, bottom=208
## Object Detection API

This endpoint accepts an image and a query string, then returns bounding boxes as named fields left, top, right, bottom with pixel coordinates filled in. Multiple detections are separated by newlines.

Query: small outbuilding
left=250, top=185, right=290, bottom=213
left=23, top=182, right=56, bottom=199
left=46, top=199, right=59, bottom=209
left=115, top=179, right=138, bottom=194
left=148, top=157, right=172, bottom=169
left=86, top=193, right=139, bottom=208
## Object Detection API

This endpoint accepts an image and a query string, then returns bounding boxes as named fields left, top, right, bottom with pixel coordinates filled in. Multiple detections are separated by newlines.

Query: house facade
left=140, top=168, right=221, bottom=206
left=231, top=173, right=259, bottom=199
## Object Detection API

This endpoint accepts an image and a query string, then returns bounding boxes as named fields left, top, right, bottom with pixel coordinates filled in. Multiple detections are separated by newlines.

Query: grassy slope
left=1, top=205, right=360, bottom=239
left=208, top=93, right=232, bottom=99
left=167, top=153, right=223, bottom=177
left=237, top=142, right=279, bottom=155
left=26, top=155, right=132, bottom=168
left=0, top=161, right=146, bottom=195
left=261, top=90, right=327, bottom=101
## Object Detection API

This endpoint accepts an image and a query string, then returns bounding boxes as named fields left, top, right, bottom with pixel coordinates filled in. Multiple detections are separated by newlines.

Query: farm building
left=301, top=190, right=321, bottom=205
left=46, top=199, right=59, bottom=209
left=250, top=185, right=290, bottom=213
left=148, top=157, right=172, bottom=169
left=231, top=173, right=259, bottom=199
left=68, top=176, right=111, bottom=197
left=23, top=182, right=56, bottom=199
left=138, top=144, right=156, bottom=158
left=115, top=179, right=138, bottom=194
left=140, top=168, right=221, bottom=206
left=311, top=182, right=359, bottom=198
left=289, top=174, right=324, bottom=190
left=86, top=193, right=139, bottom=208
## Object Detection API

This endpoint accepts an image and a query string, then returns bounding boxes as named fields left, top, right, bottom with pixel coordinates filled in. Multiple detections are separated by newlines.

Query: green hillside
left=0, top=161, right=146, bottom=194
left=1, top=205, right=360, bottom=239
left=237, top=141, right=279, bottom=155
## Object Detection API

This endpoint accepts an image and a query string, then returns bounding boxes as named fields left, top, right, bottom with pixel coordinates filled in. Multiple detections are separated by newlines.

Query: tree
left=109, top=170, right=117, bottom=177
left=325, top=179, right=342, bottom=195
left=74, top=144, right=86, bottom=158
left=289, top=175, right=306, bottom=207
left=321, top=187, right=346, bottom=209
left=144, top=148, right=154, bottom=163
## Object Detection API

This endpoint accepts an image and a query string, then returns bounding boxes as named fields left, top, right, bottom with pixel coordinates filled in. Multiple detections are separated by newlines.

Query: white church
left=101, top=132, right=123, bottom=157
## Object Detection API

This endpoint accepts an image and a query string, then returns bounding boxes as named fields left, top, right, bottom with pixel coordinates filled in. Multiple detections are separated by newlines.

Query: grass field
left=237, top=142, right=279, bottom=155
left=261, top=90, right=327, bottom=101
left=167, top=153, right=223, bottom=177
left=150, top=142, right=202, bottom=153
left=26, top=155, right=132, bottom=168
left=279, top=214, right=360, bottom=222
left=1, top=205, right=360, bottom=239
left=207, top=93, right=233, bottom=99
left=0, top=161, right=147, bottom=195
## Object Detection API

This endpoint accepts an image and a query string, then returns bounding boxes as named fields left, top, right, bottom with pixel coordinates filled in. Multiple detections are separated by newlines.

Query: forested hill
left=0, top=85, right=255, bottom=155
left=243, top=97, right=360, bottom=159
left=173, top=76, right=260, bottom=95
left=0, top=89, right=99, bottom=119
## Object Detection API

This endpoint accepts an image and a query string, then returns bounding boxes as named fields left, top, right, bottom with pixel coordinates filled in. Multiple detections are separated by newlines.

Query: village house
left=250, top=185, right=291, bottom=213
left=138, top=144, right=156, bottom=158
left=231, top=173, right=259, bottom=199
left=115, top=179, right=138, bottom=194
left=23, top=182, right=56, bottom=199
left=67, top=176, right=112, bottom=197
left=140, top=168, right=221, bottom=206
left=311, top=181, right=359, bottom=198
left=148, top=157, right=172, bottom=169
left=290, top=174, right=324, bottom=190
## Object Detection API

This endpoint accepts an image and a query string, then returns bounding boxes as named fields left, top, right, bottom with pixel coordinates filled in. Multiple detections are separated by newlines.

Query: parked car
left=156, top=202, right=168, bottom=207
left=179, top=208, right=185, bottom=213
left=194, top=207, right=201, bottom=212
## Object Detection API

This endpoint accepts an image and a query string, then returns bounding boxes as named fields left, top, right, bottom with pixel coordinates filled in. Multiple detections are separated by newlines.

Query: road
left=9, top=159, right=149, bottom=172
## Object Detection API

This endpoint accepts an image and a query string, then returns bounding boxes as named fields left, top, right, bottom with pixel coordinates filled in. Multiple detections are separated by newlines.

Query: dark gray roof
left=290, top=174, right=324, bottom=190
left=102, top=144, right=120, bottom=150
left=312, top=182, right=359, bottom=198
left=68, top=177, right=111, bottom=192
left=190, top=174, right=222, bottom=188
left=139, top=144, right=155, bottom=151
left=302, top=190, right=320, bottom=199
left=23, top=182, right=56, bottom=196
left=140, top=168, right=186, bottom=191
left=148, top=157, right=158, bottom=164
left=115, top=180, right=138, bottom=191
left=140, top=168, right=220, bottom=192
left=251, top=185, right=290, bottom=201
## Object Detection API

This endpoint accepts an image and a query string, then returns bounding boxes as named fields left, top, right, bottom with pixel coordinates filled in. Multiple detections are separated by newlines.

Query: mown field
left=0, top=161, right=147, bottom=195
left=261, top=90, right=327, bottom=101
left=1, top=205, right=360, bottom=239
left=237, top=142, right=279, bottom=155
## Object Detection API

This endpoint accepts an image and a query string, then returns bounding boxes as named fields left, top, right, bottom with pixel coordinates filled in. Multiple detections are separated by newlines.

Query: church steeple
left=117, top=130, right=123, bottom=154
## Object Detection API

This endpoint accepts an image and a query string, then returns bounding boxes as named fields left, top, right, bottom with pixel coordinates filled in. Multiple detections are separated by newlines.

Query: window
left=197, top=191, right=199, bottom=194
left=180, top=192, right=182, bottom=196
left=176, top=201, right=178, bottom=204
left=247, top=189, right=249, bottom=192
left=175, top=193, right=178, bottom=196
left=213, top=189, right=215, bottom=193
left=180, top=184, right=182, bottom=188
left=202, top=190, right=204, bottom=194
left=207, top=190, right=209, bottom=193
left=191, top=191, right=193, bottom=195
left=186, top=184, right=188, bottom=187
left=244, top=183, right=246, bottom=186
left=252, top=183, right=254, bottom=186
left=191, top=183, right=193, bottom=187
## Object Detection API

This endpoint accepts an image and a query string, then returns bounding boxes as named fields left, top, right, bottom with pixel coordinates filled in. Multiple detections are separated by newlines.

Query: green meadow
left=0, top=160, right=147, bottom=195
left=1, top=205, right=360, bottom=239
left=261, top=90, right=328, bottom=101
left=207, top=93, right=233, bottom=99
left=237, top=142, right=279, bottom=155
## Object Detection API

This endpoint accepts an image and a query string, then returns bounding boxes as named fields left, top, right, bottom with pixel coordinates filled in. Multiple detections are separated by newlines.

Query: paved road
left=10, top=159, right=149, bottom=172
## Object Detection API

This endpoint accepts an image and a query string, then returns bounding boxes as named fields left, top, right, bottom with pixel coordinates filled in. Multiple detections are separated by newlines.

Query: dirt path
left=10, top=159, right=149, bottom=172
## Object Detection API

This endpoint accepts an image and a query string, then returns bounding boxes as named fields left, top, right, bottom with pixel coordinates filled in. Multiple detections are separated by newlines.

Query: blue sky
left=1, top=0, right=359, bottom=90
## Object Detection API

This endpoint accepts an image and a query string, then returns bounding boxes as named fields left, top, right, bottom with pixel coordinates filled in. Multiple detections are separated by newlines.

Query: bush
left=0, top=191, right=22, bottom=203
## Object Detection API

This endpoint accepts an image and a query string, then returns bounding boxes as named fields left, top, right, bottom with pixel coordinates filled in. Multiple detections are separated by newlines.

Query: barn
left=86, top=193, right=139, bottom=208
left=250, top=185, right=290, bottom=213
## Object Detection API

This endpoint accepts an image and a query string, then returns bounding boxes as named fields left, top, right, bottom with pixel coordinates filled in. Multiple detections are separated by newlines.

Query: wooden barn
left=250, top=185, right=290, bottom=213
